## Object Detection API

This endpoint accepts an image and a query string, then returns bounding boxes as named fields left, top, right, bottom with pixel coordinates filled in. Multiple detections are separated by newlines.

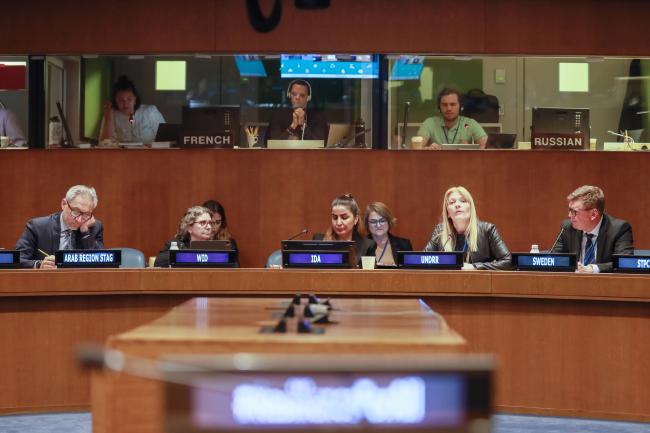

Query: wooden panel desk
left=0, top=268, right=649, bottom=421
left=91, top=297, right=466, bottom=433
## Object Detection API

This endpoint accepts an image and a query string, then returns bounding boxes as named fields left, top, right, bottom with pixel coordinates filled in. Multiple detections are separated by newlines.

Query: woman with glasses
left=313, top=194, right=375, bottom=265
left=424, top=186, right=511, bottom=270
left=364, top=202, right=413, bottom=267
left=154, top=206, right=213, bottom=267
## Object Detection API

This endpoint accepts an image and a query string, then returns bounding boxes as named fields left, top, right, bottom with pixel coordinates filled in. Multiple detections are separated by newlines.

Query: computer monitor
left=234, top=55, right=267, bottom=77
left=390, top=56, right=424, bottom=80
left=280, top=54, right=379, bottom=79
left=281, top=240, right=355, bottom=268
left=486, top=133, right=517, bottom=149
left=181, top=105, right=240, bottom=148
left=531, top=107, right=589, bottom=149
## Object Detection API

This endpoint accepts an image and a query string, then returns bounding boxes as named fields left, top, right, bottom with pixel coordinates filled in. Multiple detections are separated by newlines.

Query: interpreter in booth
left=364, top=202, right=412, bottom=266
left=312, top=194, right=375, bottom=265
left=551, top=185, right=634, bottom=273
left=15, top=185, right=104, bottom=269
left=424, top=186, right=511, bottom=270
left=0, top=106, right=26, bottom=146
left=154, top=206, right=214, bottom=268
left=99, top=75, right=165, bottom=145
left=416, top=88, right=488, bottom=149
left=266, top=79, right=328, bottom=144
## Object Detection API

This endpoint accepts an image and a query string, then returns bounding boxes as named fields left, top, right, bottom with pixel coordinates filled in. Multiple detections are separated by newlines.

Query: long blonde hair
left=439, top=186, right=479, bottom=254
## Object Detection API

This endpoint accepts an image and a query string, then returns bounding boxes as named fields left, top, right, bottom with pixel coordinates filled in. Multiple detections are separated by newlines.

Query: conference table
left=1, top=268, right=648, bottom=423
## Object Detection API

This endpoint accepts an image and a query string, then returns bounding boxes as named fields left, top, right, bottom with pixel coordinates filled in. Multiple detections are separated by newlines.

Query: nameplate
left=282, top=250, right=352, bottom=269
left=397, top=251, right=463, bottom=270
left=613, top=255, right=650, bottom=273
left=55, top=249, right=121, bottom=268
left=0, top=250, right=20, bottom=268
left=180, top=134, right=234, bottom=148
left=511, top=253, right=576, bottom=272
left=531, top=133, right=586, bottom=150
left=170, top=250, right=238, bottom=268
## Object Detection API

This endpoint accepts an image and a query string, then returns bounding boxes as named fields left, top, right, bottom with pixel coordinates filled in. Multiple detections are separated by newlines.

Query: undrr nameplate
left=0, top=250, right=20, bottom=268
left=511, top=253, right=576, bottom=272
left=397, top=251, right=463, bottom=270
left=55, top=249, right=122, bottom=268
left=613, top=255, right=650, bottom=273
left=170, top=250, right=238, bottom=268
left=282, top=250, right=352, bottom=269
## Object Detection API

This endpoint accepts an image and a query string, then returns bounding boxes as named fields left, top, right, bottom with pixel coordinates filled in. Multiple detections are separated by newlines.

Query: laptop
left=267, top=139, right=324, bottom=149
left=189, top=240, right=234, bottom=250
left=155, top=123, right=181, bottom=143
left=326, top=123, right=353, bottom=147
left=486, top=133, right=517, bottom=149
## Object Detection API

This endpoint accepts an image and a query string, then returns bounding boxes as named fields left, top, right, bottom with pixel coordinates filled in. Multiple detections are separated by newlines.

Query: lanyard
left=442, top=117, right=462, bottom=144
left=377, top=239, right=389, bottom=263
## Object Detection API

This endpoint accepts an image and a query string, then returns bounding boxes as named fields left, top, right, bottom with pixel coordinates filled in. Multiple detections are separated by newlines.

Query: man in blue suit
left=15, top=185, right=104, bottom=268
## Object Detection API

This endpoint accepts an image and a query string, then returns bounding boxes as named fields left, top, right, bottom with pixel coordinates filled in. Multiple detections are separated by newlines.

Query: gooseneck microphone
left=288, top=228, right=309, bottom=240
left=400, top=101, right=411, bottom=149
left=549, top=226, right=565, bottom=252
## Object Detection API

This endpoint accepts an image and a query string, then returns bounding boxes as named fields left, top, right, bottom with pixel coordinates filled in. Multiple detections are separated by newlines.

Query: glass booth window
left=0, top=56, right=29, bottom=147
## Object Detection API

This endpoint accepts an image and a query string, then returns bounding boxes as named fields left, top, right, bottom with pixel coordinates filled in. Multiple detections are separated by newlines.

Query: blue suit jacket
left=15, top=212, right=104, bottom=268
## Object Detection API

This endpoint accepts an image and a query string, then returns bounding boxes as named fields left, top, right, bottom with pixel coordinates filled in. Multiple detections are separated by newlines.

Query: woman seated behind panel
left=424, top=186, right=511, bottom=270
left=313, top=194, right=375, bottom=265
left=154, top=206, right=213, bottom=267
left=202, top=199, right=238, bottom=252
left=365, top=202, right=413, bottom=266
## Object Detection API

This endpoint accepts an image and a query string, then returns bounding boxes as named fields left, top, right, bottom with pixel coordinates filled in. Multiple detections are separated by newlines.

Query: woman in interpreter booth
left=99, top=75, right=165, bottom=145
left=153, top=206, right=214, bottom=268
left=424, top=186, right=511, bottom=270
left=364, top=202, right=413, bottom=267
left=313, top=194, right=375, bottom=265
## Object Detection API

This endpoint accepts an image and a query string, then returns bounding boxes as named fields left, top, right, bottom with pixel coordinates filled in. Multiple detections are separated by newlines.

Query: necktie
left=61, top=230, right=72, bottom=251
left=583, top=233, right=595, bottom=265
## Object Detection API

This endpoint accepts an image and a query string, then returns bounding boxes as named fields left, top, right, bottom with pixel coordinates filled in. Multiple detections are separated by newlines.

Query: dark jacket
left=424, top=220, right=511, bottom=270
left=312, top=232, right=376, bottom=266
left=551, top=214, right=633, bottom=272
left=368, top=233, right=413, bottom=264
left=154, top=237, right=239, bottom=268
left=266, top=107, right=329, bottom=144
left=15, top=211, right=104, bottom=268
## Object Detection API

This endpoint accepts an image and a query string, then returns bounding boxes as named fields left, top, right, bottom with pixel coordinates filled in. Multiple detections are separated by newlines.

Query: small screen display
left=281, top=54, right=379, bottom=79
left=234, top=55, right=267, bottom=77
left=515, top=254, right=572, bottom=268
left=617, top=257, right=650, bottom=270
left=288, top=253, right=345, bottom=265
left=56, top=250, right=121, bottom=267
left=174, top=252, right=231, bottom=264
left=402, top=253, right=460, bottom=267
left=390, top=56, right=424, bottom=80
left=0, top=251, right=17, bottom=264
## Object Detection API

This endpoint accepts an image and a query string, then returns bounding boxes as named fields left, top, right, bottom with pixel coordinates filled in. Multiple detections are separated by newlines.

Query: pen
left=38, top=248, right=50, bottom=257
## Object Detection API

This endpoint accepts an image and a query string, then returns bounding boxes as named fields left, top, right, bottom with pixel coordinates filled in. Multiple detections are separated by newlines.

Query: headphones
left=286, top=79, right=312, bottom=101
left=437, top=88, right=463, bottom=113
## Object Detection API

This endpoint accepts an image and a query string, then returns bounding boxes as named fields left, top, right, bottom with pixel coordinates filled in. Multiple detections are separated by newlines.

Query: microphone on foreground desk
left=288, top=228, right=309, bottom=240
left=548, top=226, right=565, bottom=253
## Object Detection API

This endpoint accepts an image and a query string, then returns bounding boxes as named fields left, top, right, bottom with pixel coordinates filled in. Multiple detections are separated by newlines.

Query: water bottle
left=355, top=118, right=366, bottom=148
left=530, top=244, right=540, bottom=254
left=170, top=241, right=179, bottom=251
left=48, top=116, right=62, bottom=148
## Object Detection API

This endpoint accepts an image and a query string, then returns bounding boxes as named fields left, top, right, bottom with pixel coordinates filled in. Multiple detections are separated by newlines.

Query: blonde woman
left=424, top=186, right=511, bottom=270
left=154, top=206, right=213, bottom=267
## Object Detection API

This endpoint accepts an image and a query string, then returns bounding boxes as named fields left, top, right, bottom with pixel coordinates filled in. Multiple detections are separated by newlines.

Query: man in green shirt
left=416, top=88, right=488, bottom=149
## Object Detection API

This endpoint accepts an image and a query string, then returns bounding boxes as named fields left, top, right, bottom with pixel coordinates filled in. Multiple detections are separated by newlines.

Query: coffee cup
left=411, top=136, right=424, bottom=149
left=361, top=256, right=376, bottom=270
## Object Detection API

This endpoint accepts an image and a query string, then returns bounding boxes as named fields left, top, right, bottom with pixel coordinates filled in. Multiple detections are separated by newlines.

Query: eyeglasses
left=368, top=218, right=387, bottom=226
left=193, top=220, right=213, bottom=228
left=568, top=207, right=592, bottom=217
left=66, top=201, right=93, bottom=221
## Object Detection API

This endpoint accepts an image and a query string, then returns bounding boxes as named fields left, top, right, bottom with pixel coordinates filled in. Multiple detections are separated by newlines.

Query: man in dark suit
left=551, top=185, right=633, bottom=273
left=15, top=185, right=104, bottom=269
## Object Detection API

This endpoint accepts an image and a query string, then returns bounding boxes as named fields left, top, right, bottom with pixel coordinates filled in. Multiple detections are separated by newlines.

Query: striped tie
left=61, top=229, right=72, bottom=251
left=583, top=233, right=595, bottom=265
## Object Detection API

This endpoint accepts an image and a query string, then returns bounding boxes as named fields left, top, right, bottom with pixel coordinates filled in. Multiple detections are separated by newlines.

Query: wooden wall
left=2, top=0, right=650, bottom=55
left=2, top=149, right=648, bottom=267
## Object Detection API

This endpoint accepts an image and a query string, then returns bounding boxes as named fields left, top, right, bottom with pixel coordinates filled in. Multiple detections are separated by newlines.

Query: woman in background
left=154, top=206, right=213, bottom=267
left=424, top=186, right=511, bottom=270
left=365, top=202, right=412, bottom=266
left=202, top=199, right=238, bottom=251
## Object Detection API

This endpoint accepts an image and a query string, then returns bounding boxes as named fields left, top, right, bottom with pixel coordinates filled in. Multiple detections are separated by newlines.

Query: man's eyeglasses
left=568, top=207, right=591, bottom=217
left=66, top=202, right=93, bottom=221
left=193, top=220, right=213, bottom=228
left=368, top=218, right=388, bottom=226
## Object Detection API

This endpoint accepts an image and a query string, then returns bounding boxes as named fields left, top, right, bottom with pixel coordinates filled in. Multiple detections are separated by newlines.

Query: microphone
left=400, top=101, right=411, bottom=149
left=301, top=111, right=307, bottom=140
left=128, top=114, right=135, bottom=125
left=548, top=226, right=565, bottom=253
left=288, top=228, right=309, bottom=240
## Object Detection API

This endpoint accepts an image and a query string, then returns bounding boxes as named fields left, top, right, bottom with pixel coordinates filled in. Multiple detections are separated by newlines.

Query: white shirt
left=103, top=105, right=165, bottom=143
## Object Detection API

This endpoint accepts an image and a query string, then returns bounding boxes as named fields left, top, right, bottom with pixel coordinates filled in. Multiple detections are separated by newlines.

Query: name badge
left=170, top=250, right=238, bottom=268
left=55, top=249, right=122, bottom=268
left=613, top=255, right=650, bottom=273
left=282, top=251, right=351, bottom=269
left=0, top=250, right=20, bottom=268
left=511, top=253, right=576, bottom=272
left=397, top=251, right=463, bottom=269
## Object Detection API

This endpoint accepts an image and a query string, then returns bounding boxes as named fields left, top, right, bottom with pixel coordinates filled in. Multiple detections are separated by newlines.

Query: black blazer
left=15, top=211, right=104, bottom=268
left=368, top=233, right=413, bottom=264
left=312, top=232, right=375, bottom=265
left=424, top=220, right=511, bottom=270
left=154, top=237, right=239, bottom=268
left=551, top=213, right=633, bottom=272
left=266, top=107, right=329, bottom=144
